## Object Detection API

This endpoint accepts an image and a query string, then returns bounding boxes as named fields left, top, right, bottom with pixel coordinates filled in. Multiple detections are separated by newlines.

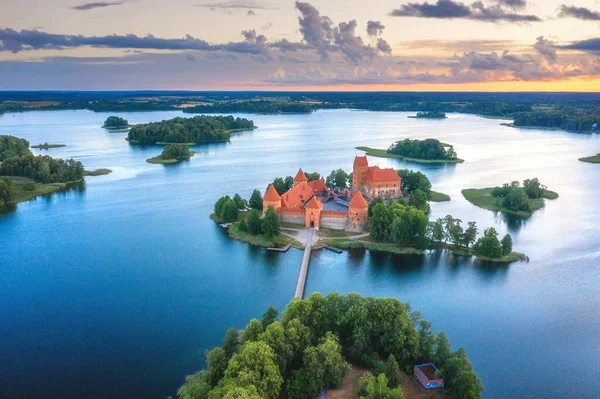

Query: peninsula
left=357, top=138, right=464, bottom=164
left=579, top=154, right=600, bottom=163
left=462, top=178, right=558, bottom=217
left=127, top=115, right=255, bottom=145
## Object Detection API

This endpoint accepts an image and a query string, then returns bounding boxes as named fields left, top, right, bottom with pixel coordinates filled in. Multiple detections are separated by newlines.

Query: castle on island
left=263, top=156, right=402, bottom=232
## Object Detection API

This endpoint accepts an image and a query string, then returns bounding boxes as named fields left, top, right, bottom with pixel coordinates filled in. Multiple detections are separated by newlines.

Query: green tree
left=408, top=189, right=428, bottom=211
left=284, top=176, right=294, bottom=191
left=444, top=215, right=464, bottom=248
left=268, top=178, right=288, bottom=195
left=177, top=370, right=212, bottom=399
left=0, top=135, right=31, bottom=161
left=243, top=319, right=264, bottom=343
left=368, top=197, right=383, bottom=217
left=284, top=318, right=313, bottom=364
left=303, top=332, right=350, bottom=389
left=246, top=210, right=262, bottom=235
left=214, top=196, right=230, bottom=216
left=462, top=222, right=478, bottom=248
left=502, top=188, right=530, bottom=213
left=103, top=116, right=129, bottom=128
left=501, top=234, right=513, bottom=256
left=222, top=328, right=241, bottom=359
left=427, top=218, right=445, bottom=244
left=238, top=219, right=248, bottom=232
left=259, top=322, right=293, bottom=375
left=0, top=179, right=15, bottom=207
left=220, top=199, right=239, bottom=223
left=396, top=169, right=432, bottom=197
left=248, top=190, right=263, bottom=210
left=390, top=206, right=429, bottom=248
left=222, top=341, right=283, bottom=399
left=207, top=347, right=229, bottom=386
left=232, top=194, right=247, bottom=210
left=473, top=228, right=503, bottom=259
left=357, top=373, right=404, bottom=399
left=522, top=178, right=545, bottom=199
left=261, top=207, right=280, bottom=239
left=305, top=172, right=320, bottom=182
left=370, top=203, right=392, bottom=241
left=261, top=306, right=279, bottom=328
left=383, top=355, right=402, bottom=388
left=416, top=320, right=435, bottom=363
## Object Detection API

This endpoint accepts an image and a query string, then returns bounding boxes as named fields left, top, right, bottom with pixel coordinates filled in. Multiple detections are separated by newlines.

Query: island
left=31, top=143, right=66, bottom=149
left=462, top=178, right=558, bottom=217
left=102, top=116, right=130, bottom=129
left=357, top=138, right=464, bottom=164
left=408, top=111, right=447, bottom=119
left=579, top=153, right=600, bottom=163
left=0, top=134, right=111, bottom=208
left=127, top=115, right=255, bottom=145
left=176, top=293, right=483, bottom=399
left=146, top=144, right=195, bottom=164
left=211, top=156, right=525, bottom=264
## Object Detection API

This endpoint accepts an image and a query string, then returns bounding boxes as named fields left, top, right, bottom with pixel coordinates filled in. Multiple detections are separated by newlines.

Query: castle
left=262, top=156, right=401, bottom=232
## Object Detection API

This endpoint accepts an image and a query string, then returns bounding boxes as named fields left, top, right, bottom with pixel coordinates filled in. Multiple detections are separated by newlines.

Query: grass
left=316, top=228, right=363, bottom=238
left=579, top=154, right=600, bottom=164
left=430, top=191, right=451, bottom=202
left=31, top=144, right=66, bottom=149
left=212, top=214, right=301, bottom=249
left=1, top=176, right=79, bottom=205
left=320, top=238, right=426, bottom=255
left=84, top=168, right=112, bottom=176
left=448, top=246, right=528, bottom=263
left=461, top=187, right=559, bottom=217
left=356, top=146, right=465, bottom=164
left=147, top=151, right=196, bottom=164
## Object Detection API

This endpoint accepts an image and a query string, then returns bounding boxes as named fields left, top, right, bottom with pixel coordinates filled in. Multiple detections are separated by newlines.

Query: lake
left=0, top=109, right=599, bottom=399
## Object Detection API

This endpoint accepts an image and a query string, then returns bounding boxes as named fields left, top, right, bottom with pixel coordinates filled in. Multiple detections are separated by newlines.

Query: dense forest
left=103, top=116, right=129, bottom=128
left=176, top=293, right=482, bottom=399
left=0, top=155, right=84, bottom=183
left=388, top=139, right=458, bottom=161
left=183, top=101, right=313, bottom=115
left=127, top=115, right=255, bottom=144
left=2, top=92, right=600, bottom=132
left=0, top=135, right=32, bottom=161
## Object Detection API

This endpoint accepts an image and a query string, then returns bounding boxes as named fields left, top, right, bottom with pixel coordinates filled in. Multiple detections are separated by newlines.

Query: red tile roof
left=349, top=191, right=368, bottom=209
left=281, top=181, right=314, bottom=208
left=308, top=178, right=328, bottom=192
left=294, top=168, right=308, bottom=182
left=354, top=156, right=368, bottom=167
left=263, top=184, right=282, bottom=202
left=305, top=195, right=323, bottom=210
left=366, top=166, right=401, bottom=183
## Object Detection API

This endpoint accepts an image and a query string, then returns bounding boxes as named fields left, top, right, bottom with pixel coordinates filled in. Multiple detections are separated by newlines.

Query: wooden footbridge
left=294, top=228, right=315, bottom=299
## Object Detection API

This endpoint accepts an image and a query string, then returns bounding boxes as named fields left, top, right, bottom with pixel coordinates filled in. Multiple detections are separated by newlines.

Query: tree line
left=388, top=139, right=458, bottom=161
left=0, top=155, right=84, bottom=184
left=0, top=135, right=31, bottom=162
left=160, top=144, right=192, bottom=160
left=513, top=107, right=600, bottom=132
left=176, top=293, right=482, bottom=399
left=127, top=115, right=255, bottom=144
left=183, top=101, right=313, bottom=115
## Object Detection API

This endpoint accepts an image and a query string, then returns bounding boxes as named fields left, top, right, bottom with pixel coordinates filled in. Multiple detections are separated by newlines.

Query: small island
left=128, top=115, right=255, bottom=145
left=579, top=153, right=600, bottom=163
left=31, top=143, right=66, bottom=149
left=84, top=168, right=112, bottom=176
left=408, top=111, right=447, bottom=119
left=102, top=116, right=131, bottom=129
left=357, top=138, right=464, bottom=164
left=146, top=144, right=195, bottom=164
left=462, top=178, right=558, bottom=217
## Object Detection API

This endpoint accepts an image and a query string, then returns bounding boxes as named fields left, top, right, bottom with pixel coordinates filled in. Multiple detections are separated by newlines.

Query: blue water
left=0, top=109, right=599, bottom=399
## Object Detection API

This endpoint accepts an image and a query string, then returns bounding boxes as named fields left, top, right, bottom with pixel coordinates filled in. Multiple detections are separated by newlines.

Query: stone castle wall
left=346, top=221, right=367, bottom=233
left=321, top=217, right=348, bottom=230
left=280, top=213, right=305, bottom=226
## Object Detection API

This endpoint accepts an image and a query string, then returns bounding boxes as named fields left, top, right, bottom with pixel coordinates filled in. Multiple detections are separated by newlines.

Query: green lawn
left=320, top=238, right=425, bottom=255
left=356, top=146, right=464, bottom=164
left=579, top=154, right=600, bottom=164
left=430, top=191, right=451, bottom=202
left=462, top=188, right=558, bottom=217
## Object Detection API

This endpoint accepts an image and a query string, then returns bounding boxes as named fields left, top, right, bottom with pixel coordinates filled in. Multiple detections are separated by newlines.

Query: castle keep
left=262, top=157, right=401, bottom=232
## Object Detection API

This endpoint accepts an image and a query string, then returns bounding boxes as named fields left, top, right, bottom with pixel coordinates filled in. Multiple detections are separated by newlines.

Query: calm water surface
left=0, top=110, right=599, bottom=399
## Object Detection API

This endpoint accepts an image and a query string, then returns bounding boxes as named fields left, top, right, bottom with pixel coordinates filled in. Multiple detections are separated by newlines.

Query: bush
left=247, top=210, right=262, bottom=235
left=261, top=207, right=280, bottom=238
left=23, top=182, right=36, bottom=191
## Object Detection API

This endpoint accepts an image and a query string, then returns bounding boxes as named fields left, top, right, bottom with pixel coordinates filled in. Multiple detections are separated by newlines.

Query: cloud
left=558, top=5, right=600, bottom=21
left=72, top=1, right=126, bottom=11
left=366, top=20, right=385, bottom=36
left=399, top=39, right=516, bottom=52
left=334, top=20, right=377, bottom=64
left=493, top=0, right=527, bottom=10
left=561, top=38, right=600, bottom=52
left=269, top=38, right=311, bottom=52
left=247, top=10, right=255, bottom=16
left=0, top=28, right=271, bottom=55
left=295, top=1, right=334, bottom=61
left=186, top=53, right=196, bottom=61
left=195, top=1, right=278, bottom=10
left=376, top=38, right=392, bottom=54
left=390, top=0, right=541, bottom=23
left=533, top=36, right=557, bottom=62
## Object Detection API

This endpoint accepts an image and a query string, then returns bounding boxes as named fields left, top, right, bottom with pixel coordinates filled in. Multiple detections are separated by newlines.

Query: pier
left=294, top=228, right=315, bottom=299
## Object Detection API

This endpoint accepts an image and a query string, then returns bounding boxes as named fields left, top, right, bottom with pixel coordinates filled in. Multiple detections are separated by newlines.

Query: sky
left=2, top=0, right=600, bottom=91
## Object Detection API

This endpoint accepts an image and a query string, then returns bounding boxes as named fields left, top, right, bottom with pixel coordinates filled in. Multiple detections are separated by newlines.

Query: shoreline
left=462, top=187, right=559, bottom=217
left=146, top=151, right=196, bottom=164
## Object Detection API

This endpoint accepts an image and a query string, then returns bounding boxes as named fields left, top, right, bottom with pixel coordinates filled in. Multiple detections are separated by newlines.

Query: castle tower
left=348, top=191, right=369, bottom=232
left=352, top=156, right=369, bottom=189
left=293, top=168, right=308, bottom=187
left=305, top=196, right=323, bottom=229
left=263, top=184, right=282, bottom=214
